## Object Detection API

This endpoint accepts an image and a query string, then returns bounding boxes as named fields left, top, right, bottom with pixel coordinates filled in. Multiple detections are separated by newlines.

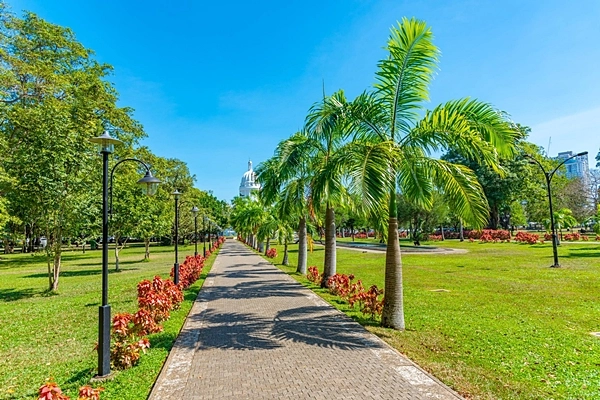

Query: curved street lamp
left=89, top=131, right=161, bottom=379
left=172, top=190, right=181, bottom=285
left=524, top=151, right=588, bottom=267
left=191, top=206, right=199, bottom=256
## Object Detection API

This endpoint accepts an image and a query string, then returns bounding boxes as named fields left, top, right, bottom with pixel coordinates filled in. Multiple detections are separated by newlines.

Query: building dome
left=239, top=160, right=260, bottom=197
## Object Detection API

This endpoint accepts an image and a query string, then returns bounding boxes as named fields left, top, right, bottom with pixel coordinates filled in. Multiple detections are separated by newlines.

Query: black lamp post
left=191, top=206, right=199, bottom=256
left=89, top=131, right=160, bottom=379
left=173, top=190, right=181, bottom=284
left=525, top=151, right=588, bottom=267
left=203, top=215, right=207, bottom=258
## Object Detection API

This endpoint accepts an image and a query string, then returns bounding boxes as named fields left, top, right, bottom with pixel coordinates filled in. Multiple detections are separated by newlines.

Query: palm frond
left=426, top=158, right=489, bottom=228
left=375, top=17, right=439, bottom=140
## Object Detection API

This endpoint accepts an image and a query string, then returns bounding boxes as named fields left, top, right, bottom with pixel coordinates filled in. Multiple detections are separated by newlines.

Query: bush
left=38, top=381, right=103, bottom=400
left=564, top=232, right=581, bottom=241
left=110, top=313, right=151, bottom=370
left=427, top=234, right=443, bottom=241
left=468, top=229, right=511, bottom=240
left=307, top=266, right=322, bottom=284
left=137, top=276, right=183, bottom=324
left=515, top=231, right=539, bottom=244
left=265, top=248, right=277, bottom=259
left=172, top=255, right=205, bottom=289
left=326, top=274, right=363, bottom=300
left=348, top=285, right=384, bottom=319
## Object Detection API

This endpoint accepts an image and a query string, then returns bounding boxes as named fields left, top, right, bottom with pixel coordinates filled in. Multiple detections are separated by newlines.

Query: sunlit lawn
left=267, top=239, right=600, bottom=400
left=0, top=243, right=216, bottom=400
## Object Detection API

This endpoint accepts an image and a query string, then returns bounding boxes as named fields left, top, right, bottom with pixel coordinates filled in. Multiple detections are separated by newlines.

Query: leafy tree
left=344, top=18, right=518, bottom=329
left=0, top=11, right=144, bottom=290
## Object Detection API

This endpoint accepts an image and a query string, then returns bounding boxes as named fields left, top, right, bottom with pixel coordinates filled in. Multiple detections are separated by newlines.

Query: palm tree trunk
left=265, top=237, right=271, bottom=255
left=441, top=225, right=445, bottom=240
left=283, top=238, right=289, bottom=266
left=322, top=204, right=336, bottom=287
left=297, top=216, right=307, bottom=274
left=381, top=216, right=404, bottom=330
left=382, top=189, right=405, bottom=330
left=460, top=220, right=464, bottom=241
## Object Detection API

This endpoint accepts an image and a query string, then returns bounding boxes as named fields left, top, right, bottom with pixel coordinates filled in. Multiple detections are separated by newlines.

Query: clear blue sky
left=8, top=0, right=600, bottom=201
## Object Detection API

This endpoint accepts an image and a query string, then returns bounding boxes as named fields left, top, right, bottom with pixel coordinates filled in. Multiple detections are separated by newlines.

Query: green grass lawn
left=0, top=244, right=217, bottom=400
left=266, top=239, right=600, bottom=400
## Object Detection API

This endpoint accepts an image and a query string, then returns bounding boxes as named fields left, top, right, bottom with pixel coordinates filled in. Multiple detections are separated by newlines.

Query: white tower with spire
left=239, top=160, right=260, bottom=197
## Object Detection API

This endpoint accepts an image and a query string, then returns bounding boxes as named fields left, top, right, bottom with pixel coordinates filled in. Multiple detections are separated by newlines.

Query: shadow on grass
left=0, top=287, right=42, bottom=301
left=149, top=331, right=178, bottom=351
left=23, top=267, right=140, bottom=279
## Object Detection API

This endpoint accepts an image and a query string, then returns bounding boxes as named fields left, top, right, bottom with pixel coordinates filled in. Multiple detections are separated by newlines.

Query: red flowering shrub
left=480, top=233, right=494, bottom=243
left=38, top=380, right=69, bottom=400
left=515, top=231, right=539, bottom=244
left=349, top=285, right=384, bottom=319
left=78, top=386, right=103, bottom=400
left=307, top=266, right=322, bottom=284
left=467, top=229, right=511, bottom=240
left=427, top=234, right=443, bottom=241
left=110, top=312, right=151, bottom=370
left=544, top=233, right=553, bottom=241
left=596, top=235, right=600, bottom=241
left=564, top=232, right=581, bottom=241
left=265, top=248, right=277, bottom=259
left=399, top=231, right=407, bottom=238
left=582, top=235, right=589, bottom=241
left=172, top=255, right=205, bottom=289
left=38, top=381, right=103, bottom=400
left=326, top=274, right=363, bottom=300
left=138, top=276, right=183, bottom=325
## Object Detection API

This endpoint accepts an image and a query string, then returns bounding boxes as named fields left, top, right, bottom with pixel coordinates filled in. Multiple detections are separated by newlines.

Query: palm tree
left=345, top=18, right=518, bottom=329
left=230, top=195, right=265, bottom=248
left=544, top=207, right=578, bottom=242
left=304, top=91, right=352, bottom=286
left=256, top=145, right=312, bottom=274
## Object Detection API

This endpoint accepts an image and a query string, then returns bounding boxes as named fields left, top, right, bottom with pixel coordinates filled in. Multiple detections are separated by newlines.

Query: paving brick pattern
left=149, top=240, right=463, bottom=400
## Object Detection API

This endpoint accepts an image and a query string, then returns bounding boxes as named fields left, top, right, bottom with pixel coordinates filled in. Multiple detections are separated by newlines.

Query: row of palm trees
left=231, top=18, right=519, bottom=330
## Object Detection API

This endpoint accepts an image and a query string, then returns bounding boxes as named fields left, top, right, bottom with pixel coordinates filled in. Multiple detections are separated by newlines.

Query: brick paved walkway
left=149, top=240, right=463, bottom=400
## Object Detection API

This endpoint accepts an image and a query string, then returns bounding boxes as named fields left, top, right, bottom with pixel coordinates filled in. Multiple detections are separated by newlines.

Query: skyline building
left=556, top=151, right=589, bottom=184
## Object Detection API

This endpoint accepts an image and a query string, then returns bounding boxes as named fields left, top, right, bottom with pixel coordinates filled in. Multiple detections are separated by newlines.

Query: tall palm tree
left=304, top=91, right=352, bottom=286
left=345, top=18, right=518, bottom=330
left=230, top=195, right=265, bottom=248
left=256, top=146, right=312, bottom=274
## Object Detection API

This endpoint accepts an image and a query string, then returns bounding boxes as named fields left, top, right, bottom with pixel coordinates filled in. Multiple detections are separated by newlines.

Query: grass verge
left=263, top=239, right=600, bottom=400
left=0, top=244, right=217, bottom=400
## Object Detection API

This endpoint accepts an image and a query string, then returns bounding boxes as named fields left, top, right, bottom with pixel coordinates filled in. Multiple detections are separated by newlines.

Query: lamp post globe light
left=89, top=131, right=161, bottom=379
left=525, top=151, right=588, bottom=268
left=172, top=190, right=181, bottom=285
left=191, top=206, right=199, bottom=256
left=203, top=215, right=207, bottom=257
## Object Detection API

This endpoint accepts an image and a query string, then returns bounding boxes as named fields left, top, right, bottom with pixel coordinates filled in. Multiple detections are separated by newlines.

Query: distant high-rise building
left=239, top=160, right=260, bottom=197
left=556, top=151, right=589, bottom=183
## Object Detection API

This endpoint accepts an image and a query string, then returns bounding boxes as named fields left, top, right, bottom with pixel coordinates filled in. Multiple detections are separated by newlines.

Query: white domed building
left=239, top=160, right=260, bottom=197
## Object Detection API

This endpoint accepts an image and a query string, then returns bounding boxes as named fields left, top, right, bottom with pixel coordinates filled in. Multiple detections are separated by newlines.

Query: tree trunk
left=297, top=216, right=307, bottom=274
left=265, top=237, right=271, bottom=255
left=321, top=205, right=336, bottom=288
left=258, top=241, right=264, bottom=253
left=381, top=217, right=404, bottom=330
left=283, top=239, right=289, bottom=266
left=440, top=225, right=445, bottom=241
left=52, top=248, right=61, bottom=291
left=144, top=238, right=151, bottom=260
left=460, top=220, right=464, bottom=241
